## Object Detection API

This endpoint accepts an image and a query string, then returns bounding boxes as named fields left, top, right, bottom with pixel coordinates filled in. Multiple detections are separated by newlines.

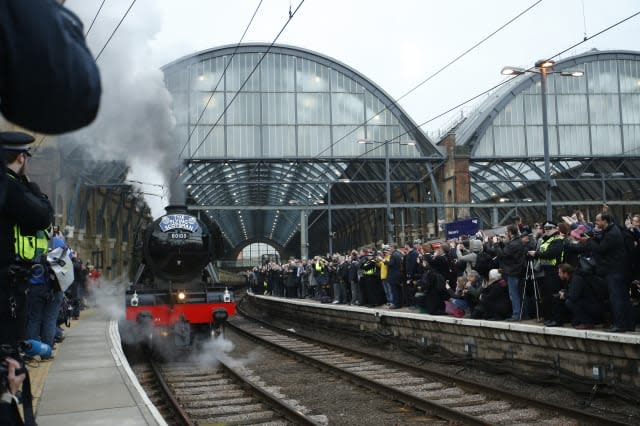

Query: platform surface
left=33, top=308, right=165, bottom=426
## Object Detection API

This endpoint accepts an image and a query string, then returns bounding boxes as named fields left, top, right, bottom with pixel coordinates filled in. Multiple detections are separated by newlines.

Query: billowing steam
left=64, top=0, right=185, bottom=218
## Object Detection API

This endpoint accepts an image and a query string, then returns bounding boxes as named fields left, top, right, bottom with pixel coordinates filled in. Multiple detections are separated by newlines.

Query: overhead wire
left=85, top=0, right=108, bottom=37
left=176, top=0, right=265, bottom=161
left=33, top=0, right=136, bottom=153
left=178, top=0, right=306, bottom=181
left=94, top=0, right=137, bottom=61
left=351, top=8, right=640, bottom=163
left=312, top=0, right=544, bottom=160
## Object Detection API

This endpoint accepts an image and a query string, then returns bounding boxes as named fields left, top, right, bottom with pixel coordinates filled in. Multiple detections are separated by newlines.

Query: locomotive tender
left=125, top=205, right=235, bottom=348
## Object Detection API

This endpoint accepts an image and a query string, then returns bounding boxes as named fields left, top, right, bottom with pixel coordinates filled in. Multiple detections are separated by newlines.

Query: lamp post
left=328, top=187, right=333, bottom=255
left=501, top=60, right=583, bottom=222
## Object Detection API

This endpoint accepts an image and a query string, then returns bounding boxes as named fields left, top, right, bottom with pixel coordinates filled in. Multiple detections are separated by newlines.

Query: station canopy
left=162, top=44, right=443, bottom=253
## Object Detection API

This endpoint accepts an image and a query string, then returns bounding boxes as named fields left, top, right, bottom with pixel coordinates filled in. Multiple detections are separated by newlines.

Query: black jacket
left=496, top=236, right=526, bottom=276
left=1, top=170, right=54, bottom=272
left=417, top=270, right=448, bottom=315
left=478, top=279, right=511, bottom=319
left=0, top=397, right=24, bottom=426
left=386, top=249, right=403, bottom=283
left=404, top=248, right=420, bottom=280
left=0, top=0, right=101, bottom=133
left=425, top=254, right=450, bottom=280
left=588, top=224, right=627, bottom=276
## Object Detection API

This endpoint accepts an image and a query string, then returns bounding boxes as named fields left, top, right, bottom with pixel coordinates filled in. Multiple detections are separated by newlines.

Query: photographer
left=1, top=355, right=26, bottom=426
left=494, top=225, right=526, bottom=321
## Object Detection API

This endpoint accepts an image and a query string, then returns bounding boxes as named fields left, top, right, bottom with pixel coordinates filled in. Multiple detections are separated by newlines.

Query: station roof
left=163, top=43, right=443, bottom=252
left=450, top=49, right=640, bottom=223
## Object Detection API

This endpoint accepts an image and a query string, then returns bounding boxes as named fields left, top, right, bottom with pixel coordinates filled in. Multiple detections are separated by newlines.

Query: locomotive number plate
left=169, top=232, right=189, bottom=240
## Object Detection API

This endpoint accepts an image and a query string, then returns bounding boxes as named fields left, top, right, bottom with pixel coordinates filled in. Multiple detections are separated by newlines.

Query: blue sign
left=159, top=214, right=199, bottom=233
left=445, top=218, right=480, bottom=240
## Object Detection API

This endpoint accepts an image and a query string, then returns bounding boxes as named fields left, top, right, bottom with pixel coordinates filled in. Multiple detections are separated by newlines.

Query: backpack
left=473, top=252, right=494, bottom=278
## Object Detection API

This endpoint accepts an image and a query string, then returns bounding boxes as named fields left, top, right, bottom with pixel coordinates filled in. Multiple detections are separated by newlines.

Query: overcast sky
left=65, top=0, right=640, bottom=217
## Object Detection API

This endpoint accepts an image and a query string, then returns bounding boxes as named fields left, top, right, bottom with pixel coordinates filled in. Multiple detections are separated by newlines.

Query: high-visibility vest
left=378, top=256, right=389, bottom=280
left=363, top=259, right=377, bottom=276
left=538, top=235, right=563, bottom=266
left=7, top=173, right=50, bottom=261
left=14, top=225, right=49, bottom=261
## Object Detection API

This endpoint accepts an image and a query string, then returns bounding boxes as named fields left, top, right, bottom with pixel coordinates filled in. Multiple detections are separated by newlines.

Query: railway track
left=228, top=314, right=630, bottom=426
left=129, top=348, right=324, bottom=425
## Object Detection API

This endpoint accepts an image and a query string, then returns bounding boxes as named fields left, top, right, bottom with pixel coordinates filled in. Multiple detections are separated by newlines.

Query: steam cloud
left=64, top=0, right=185, bottom=218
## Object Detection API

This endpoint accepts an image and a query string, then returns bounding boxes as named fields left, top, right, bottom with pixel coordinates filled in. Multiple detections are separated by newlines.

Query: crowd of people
left=1, top=2, right=102, bottom=424
left=246, top=210, right=640, bottom=334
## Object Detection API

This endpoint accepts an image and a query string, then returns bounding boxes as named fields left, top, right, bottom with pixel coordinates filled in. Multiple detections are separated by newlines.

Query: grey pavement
left=36, top=309, right=166, bottom=426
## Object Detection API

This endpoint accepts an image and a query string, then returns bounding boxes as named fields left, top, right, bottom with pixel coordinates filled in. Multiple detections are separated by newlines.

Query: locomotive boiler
left=124, top=205, right=235, bottom=350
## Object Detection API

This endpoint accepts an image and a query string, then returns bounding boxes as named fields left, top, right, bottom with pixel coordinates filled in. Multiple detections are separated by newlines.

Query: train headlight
left=131, top=292, right=139, bottom=307
left=177, top=291, right=186, bottom=301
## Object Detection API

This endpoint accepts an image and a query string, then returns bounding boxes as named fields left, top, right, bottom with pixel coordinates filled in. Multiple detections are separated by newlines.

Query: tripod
left=520, top=259, right=540, bottom=320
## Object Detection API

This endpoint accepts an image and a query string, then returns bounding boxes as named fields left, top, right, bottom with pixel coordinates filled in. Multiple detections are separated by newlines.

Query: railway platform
left=28, top=308, right=165, bottom=426
left=243, top=294, right=640, bottom=389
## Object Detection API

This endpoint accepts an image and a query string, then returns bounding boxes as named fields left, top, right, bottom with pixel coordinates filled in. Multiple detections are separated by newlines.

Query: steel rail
left=227, top=318, right=491, bottom=426
left=217, top=358, right=322, bottom=426
left=149, top=359, right=194, bottom=426
left=233, top=308, right=631, bottom=426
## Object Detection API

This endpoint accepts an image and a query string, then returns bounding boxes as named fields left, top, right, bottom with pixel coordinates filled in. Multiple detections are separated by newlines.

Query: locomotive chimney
left=164, top=205, right=188, bottom=214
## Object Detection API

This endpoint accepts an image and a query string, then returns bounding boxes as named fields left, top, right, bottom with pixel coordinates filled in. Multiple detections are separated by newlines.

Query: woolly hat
left=487, top=269, right=502, bottom=284
left=469, top=239, right=483, bottom=253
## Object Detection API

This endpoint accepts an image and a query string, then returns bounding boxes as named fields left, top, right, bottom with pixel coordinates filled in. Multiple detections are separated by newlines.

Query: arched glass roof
left=452, top=50, right=640, bottom=223
left=163, top=44, right=442, bottom=252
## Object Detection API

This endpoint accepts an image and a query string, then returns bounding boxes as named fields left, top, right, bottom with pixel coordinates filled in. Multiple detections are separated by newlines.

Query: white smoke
left=65, top=0, right=181, bottom=218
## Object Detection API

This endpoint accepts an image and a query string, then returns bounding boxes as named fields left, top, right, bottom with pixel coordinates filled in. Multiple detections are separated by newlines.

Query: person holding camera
left=0, top=355, right=26, bottom=426
left=494, top=225, right=527, bottom=321
left=1, top=134, right=54, bottom=348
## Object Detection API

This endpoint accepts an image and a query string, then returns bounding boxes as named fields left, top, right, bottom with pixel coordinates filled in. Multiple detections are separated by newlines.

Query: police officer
left=0, top=132, right=54, bottom=348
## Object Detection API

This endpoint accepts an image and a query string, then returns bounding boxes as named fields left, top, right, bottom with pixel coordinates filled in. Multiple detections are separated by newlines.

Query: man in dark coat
left=495, top=225, right=526, bottom=320
left=0, top=133, right=54, bottom=347
left=552, top=263, right=605, bottom=328
left=416, top=262, right=449, bottom=315
left=588, top=213, right=635, bottom=332
left=383, top=243, right=403, bottom=309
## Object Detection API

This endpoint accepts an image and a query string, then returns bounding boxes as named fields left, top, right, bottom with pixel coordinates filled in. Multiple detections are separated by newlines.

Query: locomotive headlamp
left=131, top=292, right=139, bottom=307
left=177, top=291, right=186, bottom=301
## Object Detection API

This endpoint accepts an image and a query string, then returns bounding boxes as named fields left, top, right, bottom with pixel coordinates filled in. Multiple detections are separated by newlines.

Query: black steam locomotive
left=124, top=205, right=235, bottom=350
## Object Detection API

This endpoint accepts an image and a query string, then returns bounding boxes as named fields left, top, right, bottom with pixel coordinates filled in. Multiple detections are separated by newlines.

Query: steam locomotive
left=124, top=205, right=235, bottom=350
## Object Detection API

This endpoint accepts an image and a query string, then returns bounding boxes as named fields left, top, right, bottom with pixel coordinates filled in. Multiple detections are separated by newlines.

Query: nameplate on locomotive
left=159, top=214, right=199, bottom=233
